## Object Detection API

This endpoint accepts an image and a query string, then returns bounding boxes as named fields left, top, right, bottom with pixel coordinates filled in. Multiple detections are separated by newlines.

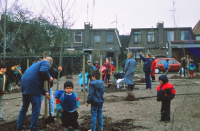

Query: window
left=196, top=36, right=200, bottom=40
left=74, top=32, right=82, bottom=43
left=94, top=32, right=101, bottom=42
left=167, top=31, right=174, bottom=41
left=158, top=60, right=165, bottom=64
left=134, top=32, right=141, bottom=43
left=181, top=31, right=188, bottom=40
left=169, top=60, right=177, bottom=64
left=107, top=32, right=113, bottom=42
left=148, top=32, right=154, bottom=42
left=107, top=52, right=114, bottom=57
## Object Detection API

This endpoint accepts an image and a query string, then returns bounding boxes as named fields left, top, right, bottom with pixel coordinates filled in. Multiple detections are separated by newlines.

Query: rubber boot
left=128, top=85, right=131, bottom=91
left=64, top=127, right=69, bottom=131
left=131, top=85, right=134, bottom=91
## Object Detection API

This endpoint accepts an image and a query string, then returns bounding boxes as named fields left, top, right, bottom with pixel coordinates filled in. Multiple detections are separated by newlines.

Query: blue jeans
left=91, top=104, right=103, bottom=130
left=15, top=74, right=21, bottom=85
left=41, top=88, right=54, bottom=116
left=17, top=95, right=41, bottom=131
left=105, top=75, right=110, bottom=84
left=145, top=72, right=151, bottom=89
left=165, top=68, right=169, bottom=75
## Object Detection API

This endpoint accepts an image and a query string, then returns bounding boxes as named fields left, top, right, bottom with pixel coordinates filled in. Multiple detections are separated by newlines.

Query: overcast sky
left=15, top=0, right=200, bottom=34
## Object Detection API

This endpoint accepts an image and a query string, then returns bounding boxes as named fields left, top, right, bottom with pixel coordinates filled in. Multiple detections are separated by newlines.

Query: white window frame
left=167, top=31, right=174, bottom=41
left=106, top=31, right=114, bottom=43
left=134, top=32, right=141, bottom=43
left=181, top=31, right=188, bottom=40
left=148, top=32, right=154, bottom=42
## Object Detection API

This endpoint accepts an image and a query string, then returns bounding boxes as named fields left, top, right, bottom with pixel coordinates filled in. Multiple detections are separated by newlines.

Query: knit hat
left=158, top=75, right=168, bottom=84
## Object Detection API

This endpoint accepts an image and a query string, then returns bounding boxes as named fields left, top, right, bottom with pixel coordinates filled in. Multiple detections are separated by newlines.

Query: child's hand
left=76, top=108, right=78, bottom=111
left=58, top=66, right=62, bottom=71
left=61, top=109, right=63, bottom=112
left=86, top=103, right=88, bottom=107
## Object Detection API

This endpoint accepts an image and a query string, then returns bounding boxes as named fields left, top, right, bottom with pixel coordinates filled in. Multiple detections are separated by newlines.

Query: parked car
left=154, top=58, right=180, bottom=73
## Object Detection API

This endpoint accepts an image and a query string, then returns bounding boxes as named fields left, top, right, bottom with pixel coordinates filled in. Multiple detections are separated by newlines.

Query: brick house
left=64, top=22, right=122, bottom=62
left=127, top=22, right=200, bottom=65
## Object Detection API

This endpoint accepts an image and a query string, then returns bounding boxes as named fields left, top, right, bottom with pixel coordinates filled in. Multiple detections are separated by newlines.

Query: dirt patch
left=0, top=115, right=62, bottom=131
left=104, top=95, right=124, bottom=103
left=79, top=115, right=148, bottom=131
left=66, top=75, right=73, bottom=79
left=194, top=74, right=200, bottom=79
left=125, top=92, right=139, bottom=101
left=134, top=78, right=146, bottom=83
left=5, top=88, right=21, bottom=94
left=169, top=75, right=187, bottom=79
left=104, top=85, right=127, bottom=93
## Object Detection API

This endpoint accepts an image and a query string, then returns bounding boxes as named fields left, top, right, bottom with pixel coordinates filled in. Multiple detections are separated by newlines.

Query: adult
left=96, top=61, right=100, bottom=69
left=85, top=60, right=93, bottom=86
left=140, top=51, right=152, bottom=89
left=17, top=57, right=53, bottom=131
left=103, top=58, right=111, bottom=85
left=41, top=65, right=62, bottom=116
left=181, top=57, right=187, bottom=77
left=151, top=57, right=156, bottom=82
left=124, top=52, right=137, bottom=91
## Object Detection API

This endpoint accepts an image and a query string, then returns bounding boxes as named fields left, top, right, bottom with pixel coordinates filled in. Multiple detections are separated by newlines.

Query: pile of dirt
left=125, top=92, right=138, bottom=101
left=79, top=115, right=148, bottom=131
left=194, top=74, right=200, bottom=79
left=0, top=115, right=60, bottom=131
left=66, top=75, right=73, bottom=79
left=104, top=84, right=127, bottom=93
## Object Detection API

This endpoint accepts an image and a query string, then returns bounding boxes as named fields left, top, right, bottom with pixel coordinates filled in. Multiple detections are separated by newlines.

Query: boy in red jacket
left=157, top=75, right=176, bottom=122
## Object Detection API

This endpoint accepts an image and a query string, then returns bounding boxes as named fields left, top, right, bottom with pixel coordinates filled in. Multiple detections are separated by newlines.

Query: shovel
left=44, top=82, right=55, bottom=124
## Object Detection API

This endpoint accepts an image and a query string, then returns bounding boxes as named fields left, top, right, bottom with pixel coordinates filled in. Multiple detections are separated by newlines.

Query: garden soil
left=0, top=73, right=200, bottom=131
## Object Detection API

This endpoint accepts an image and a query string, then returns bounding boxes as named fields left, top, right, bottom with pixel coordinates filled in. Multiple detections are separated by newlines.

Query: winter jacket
left=86, top=80, right=105, bottom=105
left=14, top=67, right=21, bottom=74
left=85, top=64, right=93, bottom=77
left=111, top=65, right=115, bottom=73
left=0, top=72, right=12, bottom=95
left=164, top=61, right=169, bottom=69
left=78, top=72, right=88, bottom=85
left=157, top=75, right=176, bottom=101
left=140, top=54, right=152, bottom=72
left=55, top=90, right=79, bottom=116
left=188, top=63, right=196, bottom=70
left=151, top=60, right=156, bottom=76
left=49, top=67, right=62, bottom=87
left=21, top=60, right=50, bottom=97
left=181, top=58, right=187, bottom=67
left=124, top=57, right=137, bottom=85
left=103, top=63, right=111, bottom=73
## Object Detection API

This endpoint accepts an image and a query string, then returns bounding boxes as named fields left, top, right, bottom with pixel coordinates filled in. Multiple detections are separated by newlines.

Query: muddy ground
left=0, top=72, right=200, bottom=131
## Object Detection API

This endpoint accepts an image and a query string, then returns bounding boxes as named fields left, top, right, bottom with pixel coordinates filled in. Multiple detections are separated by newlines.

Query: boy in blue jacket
left=56, top=81, right=79, bottom=131
left=86, top=70, right=105, bottom=131
left=164, top=59, right=170, bottom=75
left=78, top=70, right=88, bottom=92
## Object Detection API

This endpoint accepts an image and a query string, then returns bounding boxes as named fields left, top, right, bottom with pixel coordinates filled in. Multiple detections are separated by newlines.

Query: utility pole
left=170, top=0, right=176, bottom=27
left=3, top=0, right=8, bottom=61
left=83, top=3, right=90, bottom=22
left=111, top=14, right=118, bottom=28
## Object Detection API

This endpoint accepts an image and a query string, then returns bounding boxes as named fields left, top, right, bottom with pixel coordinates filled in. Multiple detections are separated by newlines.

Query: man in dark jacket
left=86, top=70, right=105, bottom=131
left=17, top=57, right=53, bottom=131
left=85, top=60, right=93, bottom=86
left=181, top=57, right=187, bottom=77
left=140, top=51, right=152, bottom=89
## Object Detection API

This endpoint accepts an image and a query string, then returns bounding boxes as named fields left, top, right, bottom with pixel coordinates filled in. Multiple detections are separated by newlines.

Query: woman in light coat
left=124, top=52, right=137, bottom=91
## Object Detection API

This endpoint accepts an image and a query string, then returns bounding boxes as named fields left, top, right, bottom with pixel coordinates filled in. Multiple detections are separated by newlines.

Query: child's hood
left=90, top=80, right=104, bottom=90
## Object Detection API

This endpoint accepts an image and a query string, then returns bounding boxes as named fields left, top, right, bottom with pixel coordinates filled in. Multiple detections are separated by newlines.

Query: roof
left=193, top=20, right=200, bottom=35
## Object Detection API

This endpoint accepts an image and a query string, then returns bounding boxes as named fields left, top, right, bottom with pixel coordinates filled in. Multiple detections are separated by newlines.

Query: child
left=188, top=60, right=196, bottom=78
left=164, top=59, right=169, bottom=75
left=86, top=70, right=105, bottom=131
left=92, top=63, right=97, bottom=70
left=0, top=63, right=12, bottom=121
left=55, top=81, right=79, bottom=131
left=103, top=69, right=109, bottom=85
left=78, top=70, right=88, bottom=92
left=157, top=75, right=176, bottom=122
left=12, top=63, right=22, bottom=87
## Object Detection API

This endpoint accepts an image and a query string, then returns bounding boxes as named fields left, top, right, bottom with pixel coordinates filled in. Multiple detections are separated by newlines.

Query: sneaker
left=105, top=83, right=107, bottom=86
